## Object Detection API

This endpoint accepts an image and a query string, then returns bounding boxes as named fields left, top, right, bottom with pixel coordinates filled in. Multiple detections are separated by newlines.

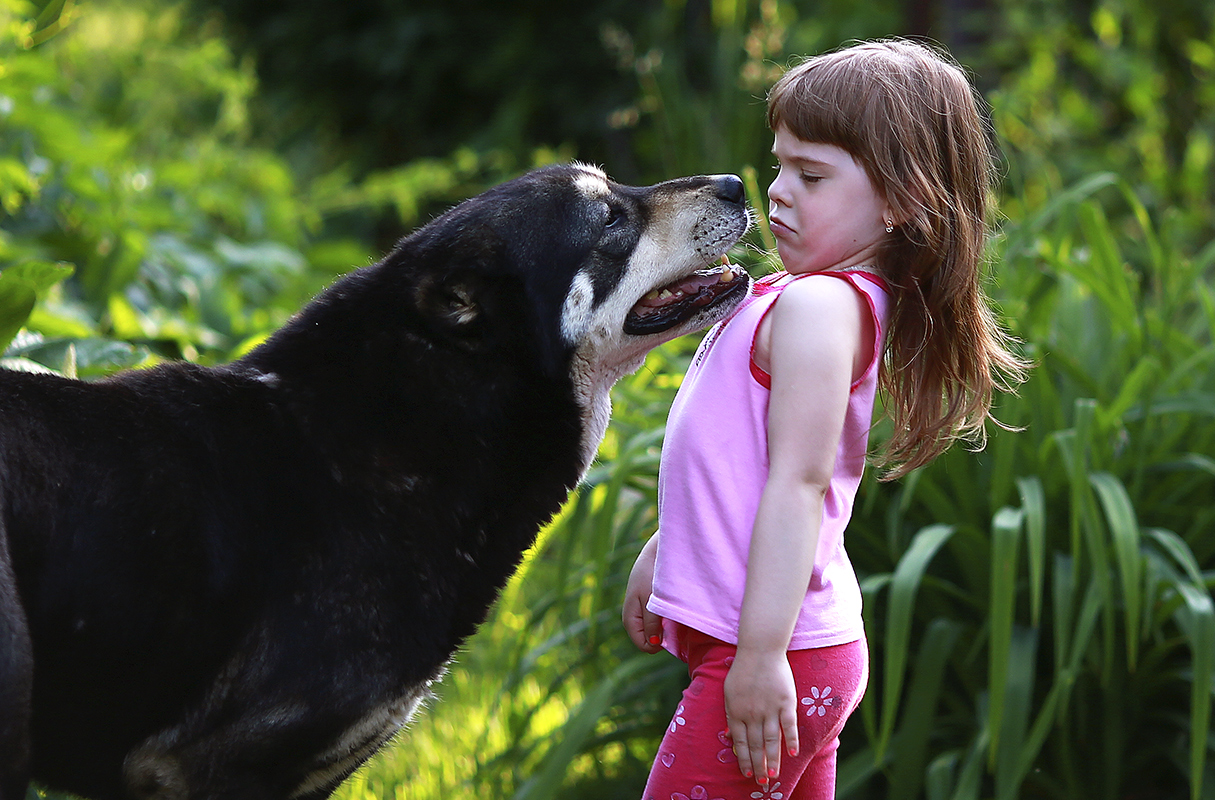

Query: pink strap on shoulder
left=748, top=270, right=888, bottom=390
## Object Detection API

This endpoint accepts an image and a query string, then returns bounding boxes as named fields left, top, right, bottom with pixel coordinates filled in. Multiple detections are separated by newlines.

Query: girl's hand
left=724, top=648, right=799, bottom=785
left=622, top=536, right=664, bottom=653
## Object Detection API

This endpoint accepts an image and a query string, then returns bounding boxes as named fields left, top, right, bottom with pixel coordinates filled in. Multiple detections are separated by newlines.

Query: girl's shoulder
left=770, top=272, right=873, bottom=324
left=752, top=270, right=880, bottom=382
left=769, top=268, right=889, bottom=305
left=756, top=267, right=889, bottom=293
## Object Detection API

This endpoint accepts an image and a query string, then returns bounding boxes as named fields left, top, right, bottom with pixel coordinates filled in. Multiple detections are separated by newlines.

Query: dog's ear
left=412, top=273, right=494, bottom=344
left=415, top=277, right=481, bottom=328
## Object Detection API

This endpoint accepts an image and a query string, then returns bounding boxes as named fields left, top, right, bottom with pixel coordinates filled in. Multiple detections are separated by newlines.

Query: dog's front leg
left=122, top=701, right=317, bottom=800
left=120, top=628, right=422, bottom=800
left=0, top=534, right=33, bottom=800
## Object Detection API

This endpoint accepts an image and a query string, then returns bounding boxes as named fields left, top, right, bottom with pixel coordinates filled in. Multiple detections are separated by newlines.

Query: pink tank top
left=648, top=269, right=889, bottom=652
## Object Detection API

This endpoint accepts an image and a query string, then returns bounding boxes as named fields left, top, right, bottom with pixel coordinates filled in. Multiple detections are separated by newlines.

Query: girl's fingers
left=729, top=720, right=755, bottom=780
left=762, top=717, right=783, bottom=782
left=747, top=725, right=769, bottom=785
left=622, top=598, right=662, bottom=653
left=643, top=608, right=663, bottom=651
left=781, top=700, right=800, bottom=759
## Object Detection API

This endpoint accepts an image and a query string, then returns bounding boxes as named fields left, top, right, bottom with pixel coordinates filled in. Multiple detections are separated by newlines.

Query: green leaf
left=877, top=523, right=955, bottom=760
left=1147, top=532, right=1215, bottom=800
left=1145, top=528, right=1207, bottom=587
left=988, top=507, right=1024, bottom=763
left=0, top=261, right=74, bottom=353
left=950, top=723, right=990, bottom=800
left=993, top=627, right=1039, bottom=800
left=1016, top=477, right=1047, bottom=626
left=889, top=618, right=963, bottom=800
left=1171, top=580, right=1214, bottom=800
left=511, top=656, right=653, bottom=800
left=0, top=282, right=37, bottom=355
left=924, top=750, right=961, bottom=800
left=1089, top=472, right=1143, bottom=669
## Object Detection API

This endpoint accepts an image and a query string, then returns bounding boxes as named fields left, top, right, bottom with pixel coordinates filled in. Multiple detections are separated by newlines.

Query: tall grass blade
left=950, top=722, right=990, bottom=800
left=1146, top=528, right=1207, bottom=586
left=889, top=618, right=963, bottom=800
left=1073, top=201, right=1141, bottom=348
left=993, top=627, right=1038, bottom=800
left=1015, top=477, right=1047, bottom=625
left=1051, top=552, right=1076, bottom=680
left=925, top=751, right=961, bottom=800
left=876, top=524, right=955, bottom=760
left=1172, top=580, right=1214, bottom=800
left=1115, top=180, right=1165, bottom=280
left=511, top=656, right=653, bottom=800
left=1001, top=172, right=1117, bottom=257
left=987, top=506, right=1024, bottom=763
left=836, top=745, right=885, bottom=798
left=1146, top=530, right=1215, bottom=800
left=1089, top=472, right=1143, bottom=669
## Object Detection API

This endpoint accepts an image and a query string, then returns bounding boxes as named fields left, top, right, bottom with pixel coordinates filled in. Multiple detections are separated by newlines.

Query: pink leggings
left=642, top=628, right=868, bottom=800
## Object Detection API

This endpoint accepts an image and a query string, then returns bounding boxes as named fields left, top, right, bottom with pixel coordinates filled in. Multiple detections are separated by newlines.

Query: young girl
left=622, top=39, right=1028, bottom=799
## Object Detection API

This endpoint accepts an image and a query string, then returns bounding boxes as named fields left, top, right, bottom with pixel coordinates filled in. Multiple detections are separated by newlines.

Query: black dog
left=0, top=164, right=751, bottom=800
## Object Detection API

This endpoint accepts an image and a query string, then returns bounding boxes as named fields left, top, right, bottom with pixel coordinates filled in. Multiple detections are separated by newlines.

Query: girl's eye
left=800, top=173, right=822, bottom=184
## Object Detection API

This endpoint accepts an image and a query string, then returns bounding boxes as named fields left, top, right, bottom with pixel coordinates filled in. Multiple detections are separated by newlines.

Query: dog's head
left=410, top=163, right=750, bottom=367
left=403, top=164, right=751, bottom=458
left=396, top=163, right=752, bottom=467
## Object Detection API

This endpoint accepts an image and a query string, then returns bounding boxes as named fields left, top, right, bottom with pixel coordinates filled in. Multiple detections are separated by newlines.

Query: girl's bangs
left=768, top=62, right=872, bottom=152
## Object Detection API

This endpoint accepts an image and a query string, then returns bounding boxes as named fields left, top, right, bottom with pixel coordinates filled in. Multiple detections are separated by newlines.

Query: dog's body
left=0, top=164, right=750, bottom=800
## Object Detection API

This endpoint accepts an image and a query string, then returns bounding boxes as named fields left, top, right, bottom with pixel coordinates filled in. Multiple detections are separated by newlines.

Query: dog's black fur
left=0, top=164, right=750, bottom=800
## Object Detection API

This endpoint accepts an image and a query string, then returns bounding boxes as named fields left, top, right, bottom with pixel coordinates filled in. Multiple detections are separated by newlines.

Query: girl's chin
left=774, top=242, right=800, bottom=266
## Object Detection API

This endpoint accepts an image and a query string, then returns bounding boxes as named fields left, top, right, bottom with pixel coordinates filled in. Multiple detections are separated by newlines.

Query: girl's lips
left=768, top=216, right=794, bottom=237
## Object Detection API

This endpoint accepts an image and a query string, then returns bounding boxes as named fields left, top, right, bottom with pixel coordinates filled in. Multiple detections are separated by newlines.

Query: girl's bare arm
left=726, top=275, right=870, bottom=784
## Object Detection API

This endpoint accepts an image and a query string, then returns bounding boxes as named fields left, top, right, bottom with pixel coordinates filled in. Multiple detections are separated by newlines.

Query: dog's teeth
left=659, top=290, right=674, bottom=299
left=718, top=271, right=733, bottom=283
left=644, top=289, right=660, bottom=300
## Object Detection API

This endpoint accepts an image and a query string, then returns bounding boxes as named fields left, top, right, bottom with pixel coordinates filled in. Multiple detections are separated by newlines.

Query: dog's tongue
left=634, top=266, right=738, bottom=312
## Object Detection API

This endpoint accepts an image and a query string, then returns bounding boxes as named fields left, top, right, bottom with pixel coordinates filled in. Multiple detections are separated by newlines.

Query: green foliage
left=4, top=1, right=1212, bottom=799
left=188, top=0, right=650, bottom=175
left=989, top=0, right=1215, bottom=250
left=836, top=176, right=1215, bottom=799
left=0, top=0, right=332, bottom=368
left=0, top=0, right=514, bottom=369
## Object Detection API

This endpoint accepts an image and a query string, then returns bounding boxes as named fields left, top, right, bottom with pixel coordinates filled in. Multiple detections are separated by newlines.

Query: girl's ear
left=881, top=202, right=899, bottom=234
left=881, top=190, right=906, bottom=227
left=882, top=191, right=918, bottom=232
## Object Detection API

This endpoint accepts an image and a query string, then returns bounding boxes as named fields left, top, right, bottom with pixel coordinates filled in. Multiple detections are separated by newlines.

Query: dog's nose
left=712, top=174, right=746, bottom=206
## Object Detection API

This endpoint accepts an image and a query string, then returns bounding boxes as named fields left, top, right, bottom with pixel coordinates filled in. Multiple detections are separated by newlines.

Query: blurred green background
left=2, top=0, right=1213, bottom=798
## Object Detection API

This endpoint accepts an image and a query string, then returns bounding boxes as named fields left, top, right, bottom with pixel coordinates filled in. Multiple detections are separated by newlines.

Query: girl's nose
left=767, top=169, right=789, bottom=208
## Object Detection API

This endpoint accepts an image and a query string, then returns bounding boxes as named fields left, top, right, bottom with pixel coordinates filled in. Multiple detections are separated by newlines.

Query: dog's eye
left=604, top=206, right=624, bottom=229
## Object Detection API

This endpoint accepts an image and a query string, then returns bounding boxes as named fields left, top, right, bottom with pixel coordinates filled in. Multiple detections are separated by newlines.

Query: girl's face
left=767, top=126, right=892, bottom=274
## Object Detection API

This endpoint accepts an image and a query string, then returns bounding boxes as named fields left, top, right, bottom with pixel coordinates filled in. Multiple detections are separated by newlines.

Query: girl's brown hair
left=767, top=39, right=1029, bottom=479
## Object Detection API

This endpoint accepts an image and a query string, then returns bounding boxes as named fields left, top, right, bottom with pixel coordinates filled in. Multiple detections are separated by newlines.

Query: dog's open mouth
left=624, top=259, right=750, bottom=335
